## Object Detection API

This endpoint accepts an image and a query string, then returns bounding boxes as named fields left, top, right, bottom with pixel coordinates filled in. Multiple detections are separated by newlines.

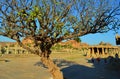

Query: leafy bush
left=1, top=47, right=6, bottom=54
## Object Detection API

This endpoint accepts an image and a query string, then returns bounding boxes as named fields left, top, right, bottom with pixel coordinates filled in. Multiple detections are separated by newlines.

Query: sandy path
left=0, top=56, right=52, bottom=79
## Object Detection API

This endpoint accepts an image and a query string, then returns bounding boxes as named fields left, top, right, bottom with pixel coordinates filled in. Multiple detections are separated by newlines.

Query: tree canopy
left=0, top=0, right=120, bottom=45
left=0, top=0, right=120, bottom=79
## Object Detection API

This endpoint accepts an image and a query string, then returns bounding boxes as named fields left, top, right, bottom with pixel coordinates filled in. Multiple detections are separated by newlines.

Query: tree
left=0, top=0, right=120, bottom=79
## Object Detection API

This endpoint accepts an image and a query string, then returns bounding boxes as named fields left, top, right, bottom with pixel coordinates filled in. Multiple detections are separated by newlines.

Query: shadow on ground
left=34, top=59, right=76, bottom=69
left=34, top=57, right=120, bottom=79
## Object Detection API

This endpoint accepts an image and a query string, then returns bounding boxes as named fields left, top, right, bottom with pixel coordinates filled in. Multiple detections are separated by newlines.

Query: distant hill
left=58, top=40, right=89, bottom=48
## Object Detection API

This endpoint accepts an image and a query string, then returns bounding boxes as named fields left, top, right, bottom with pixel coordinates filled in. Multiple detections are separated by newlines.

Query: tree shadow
left=34, top=59, right=76, bottom=69
left=34, top=57, right=120, bottom=79
left=62, top=56, right=120, bottom=79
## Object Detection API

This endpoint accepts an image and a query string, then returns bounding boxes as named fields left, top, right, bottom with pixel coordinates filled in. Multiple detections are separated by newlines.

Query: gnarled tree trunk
left=40, top=50, right=63, bottom=79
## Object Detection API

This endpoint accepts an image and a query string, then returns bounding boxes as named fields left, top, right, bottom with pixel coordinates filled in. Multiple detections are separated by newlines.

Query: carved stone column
left=6, top=45, right=9, bottom=54
left=102, top=47, right=104, bottom=55
left=0, top=45, right=1, bottom=54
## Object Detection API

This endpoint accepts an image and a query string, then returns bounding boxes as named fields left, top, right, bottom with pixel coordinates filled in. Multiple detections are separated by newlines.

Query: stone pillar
left=105, top=48, right=108, bottom=54
left=112, top=48, right=115, bottom=56
left=26, top=50, right=29, bottom=54
left=0, top=45, right=1, bottom=54
left=92, top=47, right=96, bottom=57
left=110, top=48, right=113, bottom=56
left=97, top=48, right=99, bottom=56
left=109, top=48, right=112, bottom=56
left=20, top=49, right=23, bottom=54
left=92, top=47, right=94, bottom=54
left=87, top=48, right=91, bottom=57
left=6, top=45, right=9, bottom=54
left=15, top=46, right=17, bottom=54
left=115, top=48, right=118, bottom=53
left=102, top=48, right=104, bottom=55
left=116, top=48, right=118, bottom=53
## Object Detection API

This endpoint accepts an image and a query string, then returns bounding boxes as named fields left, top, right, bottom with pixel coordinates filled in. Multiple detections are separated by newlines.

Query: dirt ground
left=0, top=53, right=120, bottom=79
left=0, top=54, right=52, bottom=79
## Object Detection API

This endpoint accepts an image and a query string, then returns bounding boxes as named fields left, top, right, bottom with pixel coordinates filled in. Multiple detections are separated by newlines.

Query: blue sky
left=80, top=30, right=118, bottom=46
left=0, top=36, right=16, bottom=42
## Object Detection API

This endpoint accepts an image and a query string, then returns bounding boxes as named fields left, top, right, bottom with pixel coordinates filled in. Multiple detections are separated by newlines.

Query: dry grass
left=51, top=50, right=85, bottom=61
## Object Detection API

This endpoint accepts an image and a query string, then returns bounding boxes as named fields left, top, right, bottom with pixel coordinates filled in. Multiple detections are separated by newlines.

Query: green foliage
left=17, top=9, right=27, bottom=17
left=27, top=44, right=31, bottom=47
left=73, top=37, right=81, bottom=43
left=52, top=43, right=73, bottom=50
left=52, top=44, right=62, bottom=50
left=68, top=16, right=77, bottom=24
left=17, top=5, right=42, bottom=22
left=57, top=22, right=64, bottom=28
left=29, top=6, right=42, bottom=21
left=1, top=47, right=6, bottom=54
